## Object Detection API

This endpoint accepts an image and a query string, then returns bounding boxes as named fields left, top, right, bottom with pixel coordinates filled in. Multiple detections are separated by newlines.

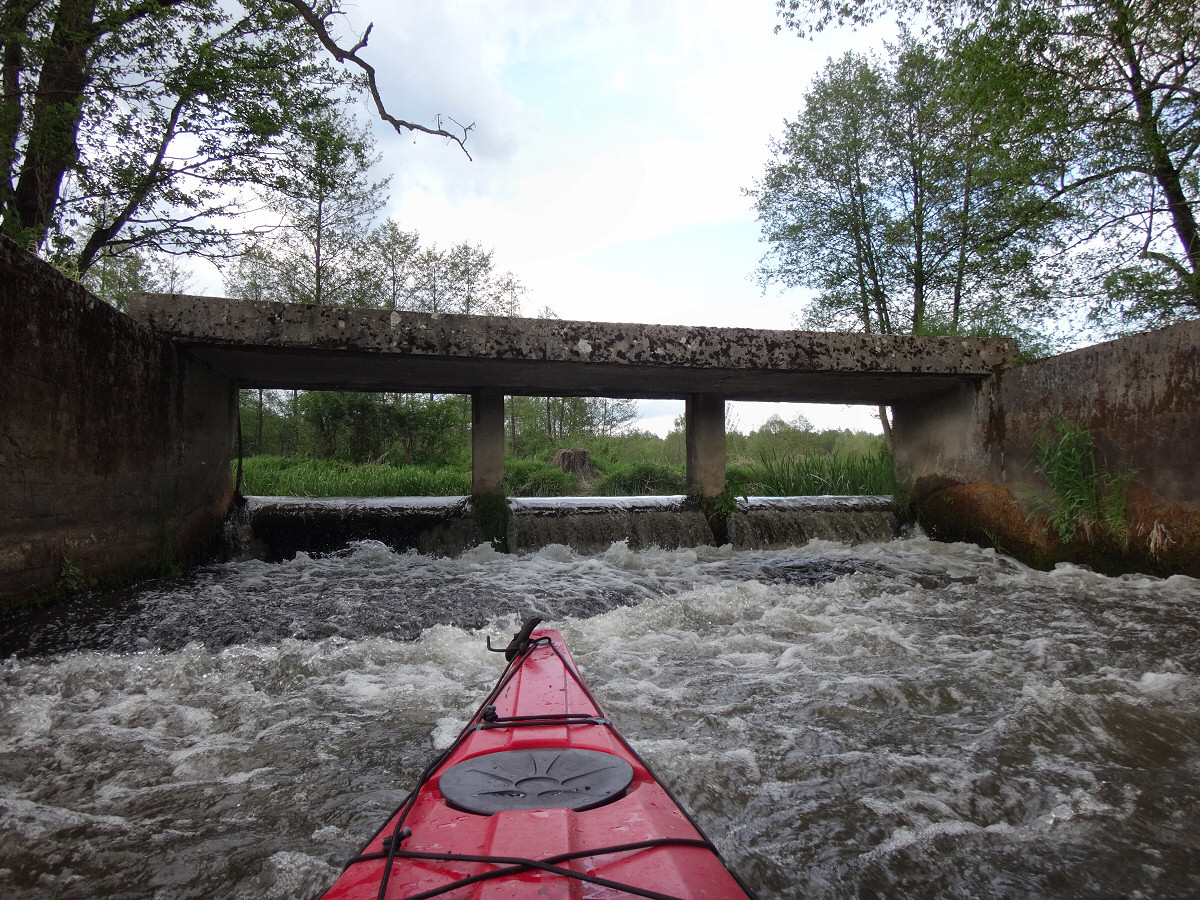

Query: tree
left=257, top=112, right=387, bottom=306
left=411, top=245, right=453, bottom=314
left=752, top=52, right=895, bottom=334
left=972, top=0, right=1200, bottom=327
left=589, top=397, right=639, bottom=437
left=82, top=247, right=193, bottom=311
left=364, top=218, right=421, bottom=310
left=493, top=272, right=527, bottom=317
left=1, top=0, right=470, bottom=275
left=751, top=39, right=1064, bottom=340
left=774, top=0, right=1200, bottom=328
left=752, top=37, right=1068, bottom=439
left=445, top=241, right=496, bottom=315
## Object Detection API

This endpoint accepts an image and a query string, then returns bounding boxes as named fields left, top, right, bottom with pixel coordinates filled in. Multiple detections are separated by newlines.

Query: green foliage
left=1027, top=420, right=1138, bottom=543
left=911, top=312, right=1060, bottom=362
left=81, top=249, right=193, bottom=311
left=237, top=456, right=470, bottom=497
left=234, top=398, right=891, bottom=502
left=227, top=214, right=529, bottom=314
left=709, top=490, right=740, bottom=518
left=730, top=412, right=830, bottom=465
left=300, top=391, right=395, bottom=463
left=594, top=463, right=687, bottom=496
left=774, top=0, right=1200, bottom=328
left=725, top=464, right=757, bottom=497
left=56, top=558, right=87, bottom=596
left=504, top=459, right=582, bottom=497
left=748, top=448, right=897, bottom=496
left=239, top=391, right=471, bottom=465
left=6, top=0, right=362, bottom=273
left=226, top=112, right=388, bottom=307
left=750, top=34, right=1066, bottom=345
left=469, top=491, right=511, bottom=550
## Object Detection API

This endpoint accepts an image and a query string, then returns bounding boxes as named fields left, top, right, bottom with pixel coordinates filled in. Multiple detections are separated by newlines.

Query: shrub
left=1027, top=420, right=1136, bottom=542
left=594, top=462, right=687, bottom=496
left=504, top=459, right=582, bottom=497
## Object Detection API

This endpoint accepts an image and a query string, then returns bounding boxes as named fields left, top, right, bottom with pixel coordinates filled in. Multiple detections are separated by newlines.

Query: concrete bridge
left=124, top=293, right=1017, bottom=497
left=6, top=233, right=1196, bottom=604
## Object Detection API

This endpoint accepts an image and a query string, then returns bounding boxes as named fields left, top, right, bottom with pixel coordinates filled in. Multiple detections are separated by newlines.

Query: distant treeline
left=238, top=390, right=880, bottom=466
left=235, top=390, right=890, bottom=497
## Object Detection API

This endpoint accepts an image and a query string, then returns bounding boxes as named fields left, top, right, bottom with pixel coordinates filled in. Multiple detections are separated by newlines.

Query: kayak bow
left=321, top=618, right=754, bottom=899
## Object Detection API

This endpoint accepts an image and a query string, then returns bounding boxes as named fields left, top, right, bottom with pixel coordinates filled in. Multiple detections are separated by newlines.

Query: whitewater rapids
left=1, top=535, right=1198, bottom=898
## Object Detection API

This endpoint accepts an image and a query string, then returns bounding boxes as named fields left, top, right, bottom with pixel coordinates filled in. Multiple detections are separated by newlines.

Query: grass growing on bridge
left=235, top=449, right=896, bottom=498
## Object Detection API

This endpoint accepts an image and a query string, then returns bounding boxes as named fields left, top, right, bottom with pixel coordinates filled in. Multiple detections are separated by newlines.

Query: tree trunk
left=6, top=0, right=97, bottom=246
left=951, top=164, right=974, bottom=332
left=877, top=404, right=893, bottom=452
left=314, top=193, right=324, bottom=304
left=1114, top=8, right=1200, bottom=308
left=0, top=0, right=34, bottom=216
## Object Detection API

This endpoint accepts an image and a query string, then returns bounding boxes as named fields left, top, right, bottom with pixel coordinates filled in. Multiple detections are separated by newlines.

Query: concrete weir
left=229, top=495, right=901, bottom=561
left=892, top=320, right=1200, bottom=576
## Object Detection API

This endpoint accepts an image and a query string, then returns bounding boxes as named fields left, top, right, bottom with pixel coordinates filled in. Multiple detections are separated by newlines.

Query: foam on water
left=1, top=536, right=1199, bottom=898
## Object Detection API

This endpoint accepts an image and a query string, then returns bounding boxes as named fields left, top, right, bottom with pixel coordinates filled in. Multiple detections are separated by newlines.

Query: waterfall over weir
left=229, top=494, right=899, bottom=560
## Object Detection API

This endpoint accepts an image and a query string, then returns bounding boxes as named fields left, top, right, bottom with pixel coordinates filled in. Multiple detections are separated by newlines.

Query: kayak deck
left=321, top=622, right=753, bottom=899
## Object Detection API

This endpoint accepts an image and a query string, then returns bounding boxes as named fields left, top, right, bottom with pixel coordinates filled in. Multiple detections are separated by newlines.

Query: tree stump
left=551, top=449, right=597, bottom=479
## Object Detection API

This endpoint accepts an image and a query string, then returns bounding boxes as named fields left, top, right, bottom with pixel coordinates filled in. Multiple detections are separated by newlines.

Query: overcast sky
left=323, top=1, right=894, bottom=434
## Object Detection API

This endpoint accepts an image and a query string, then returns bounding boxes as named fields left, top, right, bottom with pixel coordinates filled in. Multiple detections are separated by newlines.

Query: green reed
left=1027, top=421, right=1136, bottom=543
left=237, top=456, right=470, bottom=497
left=748, top=448, right=897, bottom=496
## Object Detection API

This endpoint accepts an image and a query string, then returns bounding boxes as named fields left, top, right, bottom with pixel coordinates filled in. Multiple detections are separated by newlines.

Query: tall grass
left=237, top=456, right=470, bottom=497
left=504, top=459, right=582, bottom=496
left=594, top=462, right=687, bottom=496
left=236, top=449, right=897, bottom=499
left=1027, top=421, right=1136, bottom=542
left=748, top=448, right=897, bottom=496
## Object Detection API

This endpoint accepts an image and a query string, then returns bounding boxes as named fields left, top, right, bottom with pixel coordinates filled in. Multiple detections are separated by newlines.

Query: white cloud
left=186, top=2, right=895, bottom=435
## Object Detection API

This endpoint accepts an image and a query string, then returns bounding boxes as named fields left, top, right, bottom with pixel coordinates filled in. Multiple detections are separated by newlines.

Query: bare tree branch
left=280, top=0, right=474, bottom=160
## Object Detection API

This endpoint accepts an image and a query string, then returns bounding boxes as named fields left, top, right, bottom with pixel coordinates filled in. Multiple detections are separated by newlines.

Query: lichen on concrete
left=124, top=293, right=1018, bottom=403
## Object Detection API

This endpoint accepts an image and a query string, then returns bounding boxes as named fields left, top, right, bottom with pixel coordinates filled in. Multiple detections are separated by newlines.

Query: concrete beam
left=685, top=393, right=726, bottom=498
left=125, top=294, right=1018, bottom=405
left=471, top=388, right=506, bottom=496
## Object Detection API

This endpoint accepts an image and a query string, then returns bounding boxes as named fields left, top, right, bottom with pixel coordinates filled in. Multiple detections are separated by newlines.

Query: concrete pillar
left=471, top=388, right=506, bottom=496
left=685, top=393, right=726, bottom=497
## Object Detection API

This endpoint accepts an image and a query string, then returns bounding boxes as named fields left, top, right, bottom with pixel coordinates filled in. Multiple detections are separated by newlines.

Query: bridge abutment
left=0, top=240, right=236, bottom=606
left=892, top=320, right=1200, bottom=576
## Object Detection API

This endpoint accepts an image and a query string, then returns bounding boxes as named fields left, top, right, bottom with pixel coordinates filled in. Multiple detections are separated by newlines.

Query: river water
left=2, top=534, right=1199, bottom=899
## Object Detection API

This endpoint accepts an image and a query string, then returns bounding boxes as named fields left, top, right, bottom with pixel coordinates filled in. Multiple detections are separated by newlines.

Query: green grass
left=235, top=450, right=897, bottom=499
left=504, top=459, right=582, bottom=496
left=237, top=456, right=470, bottom=497
left=593, top=462, right=687, bottom=496
left=1027, top=420, right=1136, bottom=542
left=747, top=447, right=897, bottom=496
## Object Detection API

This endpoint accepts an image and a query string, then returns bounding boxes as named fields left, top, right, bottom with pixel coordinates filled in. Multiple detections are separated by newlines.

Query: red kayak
left=321, top=618, right=755, bottom=899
